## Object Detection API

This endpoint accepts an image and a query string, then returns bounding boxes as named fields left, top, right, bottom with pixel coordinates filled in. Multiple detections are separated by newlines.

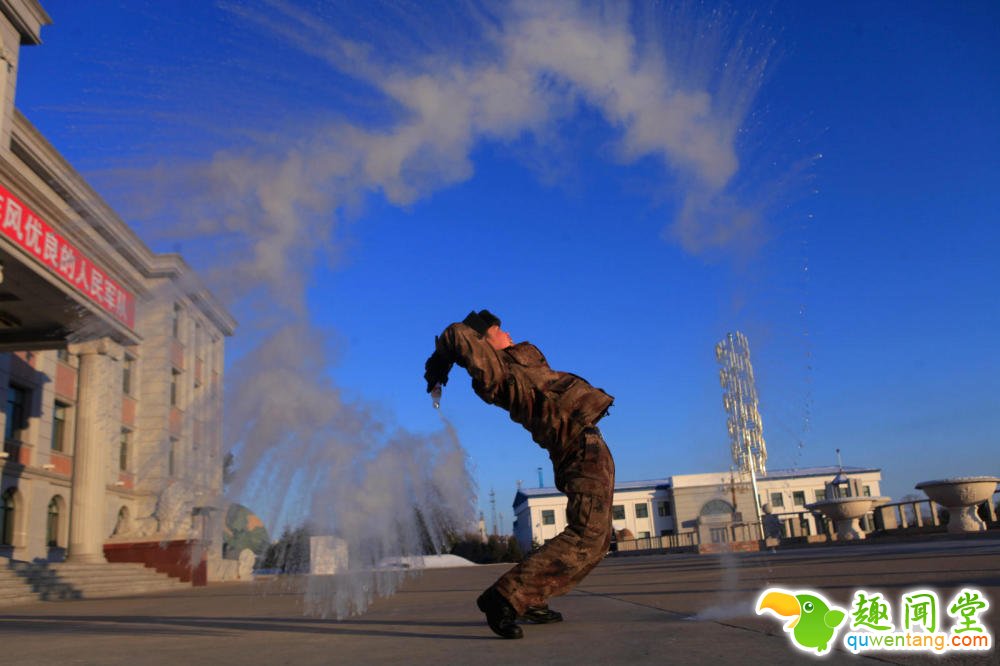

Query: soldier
left=424, top=310, right=615, bottom=639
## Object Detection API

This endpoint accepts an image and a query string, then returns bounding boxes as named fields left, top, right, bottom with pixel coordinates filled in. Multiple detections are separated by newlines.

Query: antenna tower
left=489, top=488, right=498, bottom=536
left=716, top=331, right=767, bottom=539
left=716, top=331, right=768, bottom=475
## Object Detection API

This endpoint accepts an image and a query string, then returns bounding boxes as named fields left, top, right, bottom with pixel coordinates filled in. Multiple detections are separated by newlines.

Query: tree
left=222, top=503, right=270, bottom=559
left=261, top=524, right=312, bottom=573
left=450, top=532, right=523, bottom=564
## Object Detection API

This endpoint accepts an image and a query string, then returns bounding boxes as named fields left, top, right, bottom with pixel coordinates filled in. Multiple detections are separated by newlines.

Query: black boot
left=476, top=588, right=523, bottom=639
left=518, top=605, right=563, bottom=624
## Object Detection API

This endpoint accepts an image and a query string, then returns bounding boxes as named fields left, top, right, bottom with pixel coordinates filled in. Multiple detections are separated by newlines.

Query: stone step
left=2, top=560, right=191, bottom=605
left=47, top=562, right=150, bottom=573
left=50, top=581, right=186, bottom=597
left=0, top=580, right=34, bottom=597
left=15, top=560, right=171, bottom=576
left=45, top=569, right=191, bottom=597
left=53, top=568, right=191, bottom=584
left=0, top=594, right=39, bottom=607
left=89, top=581, right=188, bottom=596
left=0, top=570, right=43, bottom=606
left=47, top=569, right=184, bottom=582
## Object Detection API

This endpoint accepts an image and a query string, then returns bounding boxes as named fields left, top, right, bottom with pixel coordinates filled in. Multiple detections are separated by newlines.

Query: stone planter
left=915, top=477, right=1000, bottom=534
left=807, top=497, right=886, bottom=541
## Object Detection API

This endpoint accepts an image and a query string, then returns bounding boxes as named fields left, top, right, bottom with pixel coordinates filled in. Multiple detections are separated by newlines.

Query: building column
left=67, top=338, right=122, bottom=563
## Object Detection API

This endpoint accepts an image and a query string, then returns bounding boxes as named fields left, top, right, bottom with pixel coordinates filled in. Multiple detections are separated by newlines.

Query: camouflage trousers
left=493, top=426, right=615, bottom=614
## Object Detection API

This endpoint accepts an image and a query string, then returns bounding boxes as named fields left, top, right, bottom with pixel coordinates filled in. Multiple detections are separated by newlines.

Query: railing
left=873, top=500, right=942, bottom=531
left=614, top=525, right=768, bottom=554
left=728, top=523, right=764, bottom=542
left=873, top=498, right=999, bottom=532
left=608, top=498, right=1000, bottom=556
left=615, top=531, right=699, bottom=553
left=764, top=508, right=881, bottom=540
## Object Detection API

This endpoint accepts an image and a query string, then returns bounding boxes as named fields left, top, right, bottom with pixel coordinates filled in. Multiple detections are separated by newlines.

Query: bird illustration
left=756, top=589, right=846, bottom=654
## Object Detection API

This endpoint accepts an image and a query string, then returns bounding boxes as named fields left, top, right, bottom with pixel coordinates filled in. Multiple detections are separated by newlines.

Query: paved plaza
left=1, top=537, right=997, bottom=665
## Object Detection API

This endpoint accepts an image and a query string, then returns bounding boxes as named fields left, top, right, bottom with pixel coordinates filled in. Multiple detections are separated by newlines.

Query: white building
left=757, top=466, right=883, bottom=537
left=512, top=466, right=883, bottom=552
left=513, top=479, right=674, bottom=551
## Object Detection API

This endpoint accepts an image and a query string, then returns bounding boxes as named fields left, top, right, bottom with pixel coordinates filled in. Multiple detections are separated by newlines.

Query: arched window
left=1, top=488, right=17, bottom=546
left=47, top=495, right=65, bottom=548
left=699, top=499, right=735, bottom=516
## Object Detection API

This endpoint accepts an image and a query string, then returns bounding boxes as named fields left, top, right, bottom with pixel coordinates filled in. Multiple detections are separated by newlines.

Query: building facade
left=757, top=466, right=883, bottom=537
left=513, top=479, right=674, bottom=551
left=512, top=466, right=883, bottom=552
left=0, top=1, right=235, bottom=566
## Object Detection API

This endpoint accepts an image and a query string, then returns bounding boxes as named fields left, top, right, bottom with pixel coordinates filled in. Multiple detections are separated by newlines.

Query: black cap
left=462, top=309, right=502, bottom=336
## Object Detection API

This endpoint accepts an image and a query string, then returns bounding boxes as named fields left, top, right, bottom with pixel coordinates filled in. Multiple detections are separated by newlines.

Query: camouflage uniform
left=431, top=322, right=615, bottom=614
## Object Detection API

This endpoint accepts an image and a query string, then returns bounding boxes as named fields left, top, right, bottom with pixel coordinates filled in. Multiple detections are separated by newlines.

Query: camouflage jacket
left=433, top=322, right=613, bottom=454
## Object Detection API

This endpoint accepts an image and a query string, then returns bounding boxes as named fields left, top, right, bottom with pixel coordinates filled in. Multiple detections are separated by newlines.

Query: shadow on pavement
left=0, top=615, right=494, bottom=641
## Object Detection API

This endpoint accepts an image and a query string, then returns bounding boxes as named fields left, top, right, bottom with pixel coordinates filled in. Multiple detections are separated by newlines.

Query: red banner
left=0, top=183, right=135, bottom=329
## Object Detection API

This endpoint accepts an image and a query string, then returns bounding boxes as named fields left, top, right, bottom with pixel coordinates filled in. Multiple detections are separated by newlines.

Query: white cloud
left=177, top=1, right=768, bottom=301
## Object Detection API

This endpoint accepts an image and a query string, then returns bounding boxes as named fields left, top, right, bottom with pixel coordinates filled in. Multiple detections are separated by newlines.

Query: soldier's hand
left=424, top=345, right=453, bottom=393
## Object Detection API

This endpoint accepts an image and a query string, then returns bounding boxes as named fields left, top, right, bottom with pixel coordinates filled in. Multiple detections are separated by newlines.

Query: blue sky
left=15, top=1, right=999, bottom=531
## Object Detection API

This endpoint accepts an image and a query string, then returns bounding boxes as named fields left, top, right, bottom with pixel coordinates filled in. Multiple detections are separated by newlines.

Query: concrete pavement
left=1, top=537, right=997, bottom=665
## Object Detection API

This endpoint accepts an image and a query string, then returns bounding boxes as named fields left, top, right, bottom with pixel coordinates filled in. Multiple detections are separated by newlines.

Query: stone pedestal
left=67, top=338, right=122, bottom=563
left=807, top=497, right=885, bottom=541
left=916, top=477, right=1000, bottom=534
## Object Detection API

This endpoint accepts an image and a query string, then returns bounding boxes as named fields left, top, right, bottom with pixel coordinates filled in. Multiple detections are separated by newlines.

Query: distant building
left=512, top=466, right=883, bottom=552
left=0, top=0, right=235, bottom=569
left=513, top=479, right=674, bottom=551
left=757, top=466, right=883, bottom=537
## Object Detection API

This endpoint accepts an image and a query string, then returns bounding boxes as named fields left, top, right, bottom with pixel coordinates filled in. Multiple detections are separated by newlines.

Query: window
left=657, top=501, right=671, bottom=517
left=1, top=489, right=15, bottom=545
left=168, top=438, right=178, bottom=476
left=170, top=370, right=181, bottom=407
left=638, top=531, right=650, bottom=539
left=710, top=527, right=729, bottom=543
left=52, top=402, right=69, bottom=452
left=814, top=489, right=826, bottom=502
left=659, top=529, right=672, bottom=536
left=122, top=356, right=135, bottom=395
left=56, top=348, right=71, bottom=362
left=541, top=509, right=555, bottom=525
left=635, top=503, right=649, bottom=518
left=792, top=491, right=806, bottom=506
left=612, top=505, right=625, bottom=520
left=46, top=497, right=61, bottom=547
left=119, top=429, right=131, bottom=471
left=769, top=492, right=784, bottom=508
left=5, top=385, right=28, bottom=442
left=172, top=303, right=182, bottom=338
left=700, top=499, right=734, bottom=516
left=862, top=485, right=872, bottom=497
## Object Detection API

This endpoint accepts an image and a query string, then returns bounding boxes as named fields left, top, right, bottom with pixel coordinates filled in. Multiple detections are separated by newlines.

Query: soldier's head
left=464, top=309, right=514, bottom=350
left=485, top=324, right=514, bottom=351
